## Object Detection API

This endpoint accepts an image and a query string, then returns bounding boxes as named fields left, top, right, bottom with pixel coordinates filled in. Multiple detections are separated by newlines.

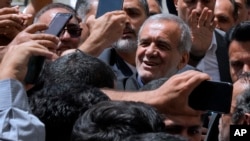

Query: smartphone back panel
left=188, top=81, right=233, bottom=114
left=96, top=0, right=124, bottom=18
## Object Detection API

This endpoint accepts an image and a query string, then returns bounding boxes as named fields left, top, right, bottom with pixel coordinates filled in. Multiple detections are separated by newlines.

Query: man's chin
left=113, top=38, right=137, bottom=53
left=140, top=73, right=155, bottom=84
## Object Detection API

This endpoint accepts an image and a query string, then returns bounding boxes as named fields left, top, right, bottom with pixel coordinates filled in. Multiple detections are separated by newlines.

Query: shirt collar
left=208, top=32, right=217, bottom=54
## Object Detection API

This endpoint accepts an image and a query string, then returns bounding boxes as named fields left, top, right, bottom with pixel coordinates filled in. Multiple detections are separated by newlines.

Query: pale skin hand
left=23, top=0, right=53, bottom=25
left=0, top=6, right=32, bottom=40
left=0, top=23, right=59, bottom=62
left=8, top=23, right=59, bottom=51
left=0, top=41, right=57, bottom=82
left=188, top=7, right=216, bottom=56
left=103, top=70, right=210, bottom=116
left=78, top=11, right=127, bottom=57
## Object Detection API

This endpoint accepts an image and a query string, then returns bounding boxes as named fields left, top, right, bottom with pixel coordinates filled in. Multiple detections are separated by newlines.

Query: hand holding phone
left=96, top=0, right=124, bottom=18
left=188, top=80, right=233, bottom=114
left=24, top=13, right=72, bottom=84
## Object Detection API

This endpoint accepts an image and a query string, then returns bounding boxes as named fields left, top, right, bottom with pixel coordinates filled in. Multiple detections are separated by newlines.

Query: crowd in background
left=1, top=0, right=250, bottom=141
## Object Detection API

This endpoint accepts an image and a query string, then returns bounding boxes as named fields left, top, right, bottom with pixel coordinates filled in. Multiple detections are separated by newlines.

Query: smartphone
left=24, top=13, right=72, bottom=84
left=188, top=80, right=233, bottom=114
left=96, top=0, right=124, bottom=18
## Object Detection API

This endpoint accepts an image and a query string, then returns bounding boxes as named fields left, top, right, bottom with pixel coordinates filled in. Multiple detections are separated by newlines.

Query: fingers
left=23, top=23, right=48, bottom=33
left=86, top=11, right=126, bottom=34
left=159, top=70, right=211, bottom=116
left=29, top=33, right=59, bottom=45
left=198, top=8, right=215, bottom=31
left=0, top=7, right=19, bottom=15
left=0, top=19, right=23, bottom=31
left=8, top=41, right=56, bottom=59
left=188, top=10, right=198, bottom=28
left=183, top=70, right=211, bottom=93
left=0, top=14, right=24, bottom=24
left=0, top=41, right=57, bottom=81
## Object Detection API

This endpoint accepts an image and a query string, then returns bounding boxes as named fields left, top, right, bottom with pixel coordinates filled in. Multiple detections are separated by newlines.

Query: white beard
left=113, top=38, right=138, bottom=54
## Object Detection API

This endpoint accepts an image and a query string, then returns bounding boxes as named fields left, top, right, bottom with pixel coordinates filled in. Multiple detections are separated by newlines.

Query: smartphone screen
left=24, top=13, right=72, bottom=84
left=188, top=80, right=233, bottom=114
left=96, top=0, right=124, bottom=18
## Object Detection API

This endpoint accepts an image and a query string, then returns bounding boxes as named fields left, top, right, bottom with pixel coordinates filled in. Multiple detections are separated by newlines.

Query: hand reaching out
left=188, top=7, right=216, bottom=57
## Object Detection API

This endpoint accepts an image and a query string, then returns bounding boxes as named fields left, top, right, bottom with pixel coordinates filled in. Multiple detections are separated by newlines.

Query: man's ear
left=174, top=0, right=178, bottom=8
left=243, top=113, right=250, bottom=125
left=247, top=9, right=250, bottom=21
left=177, top=52, right=189, bottom=70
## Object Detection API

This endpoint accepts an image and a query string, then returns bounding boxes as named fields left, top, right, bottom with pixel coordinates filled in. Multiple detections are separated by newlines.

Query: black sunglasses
left=60, top=24, right=82, bottom=38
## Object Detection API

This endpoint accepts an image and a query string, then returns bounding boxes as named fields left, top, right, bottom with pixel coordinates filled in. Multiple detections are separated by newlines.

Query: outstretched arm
left=0, top=35, right=58, bottom=141
left=103, top=70, right=210, bottom=116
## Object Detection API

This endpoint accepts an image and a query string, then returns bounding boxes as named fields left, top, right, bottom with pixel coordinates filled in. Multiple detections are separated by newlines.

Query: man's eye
left=188, top=127, right=201, bottom=136
left=231, top=61, right=244, bottom=68
left=165, top=126, right=182, bottom=134
left=139, top=41, right=150, bottom=47
left=126, top=10, right=141, bottom=18
left=184, top=0, right=196, bottom=4
left=217, top=16, right=229, bottom=23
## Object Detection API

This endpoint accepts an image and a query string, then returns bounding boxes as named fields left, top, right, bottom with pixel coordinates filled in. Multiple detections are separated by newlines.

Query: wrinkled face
left=0, top=0, right=11, bottom=8
left=175, top=0, right=216, bottom=23
left=37, top=8, right=81, bottom=55
left=136, top=20, right=186, bottom=84
left=218, top=80, right=246, bottom=141
left=147, top=0, right=161, bottom=15
left=114, top=0, right=148, bottom=53
left=235, top=0, right=249, bottom=22
left=164, top=115, right=203, bottom=141
left=229, top=40, right=250, bottom=82
left=214, top=0, right=236, bottom=32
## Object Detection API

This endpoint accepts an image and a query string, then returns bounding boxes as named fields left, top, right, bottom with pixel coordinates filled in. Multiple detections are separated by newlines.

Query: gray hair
left=75, top=0, right=93, bottom=21
left=139, top=0, right=150, bottom=17
left=34, top=3, right=79, bottom=23
left=138, top=13, right=192, bottom=53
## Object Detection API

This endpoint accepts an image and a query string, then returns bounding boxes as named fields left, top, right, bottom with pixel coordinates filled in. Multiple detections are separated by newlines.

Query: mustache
left=123, top=24, right=136, bottom=35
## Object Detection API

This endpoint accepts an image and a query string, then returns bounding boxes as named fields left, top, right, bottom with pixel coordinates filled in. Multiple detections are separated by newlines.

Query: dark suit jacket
left=98, top=48, right=134, bottom=80
left=166, top=0, right=178, bottom=15
left=215, top=29, right=232, bottom=83
left=204, top=29, right=232, bottom=141
left=116, top=73, right=140, bottom=91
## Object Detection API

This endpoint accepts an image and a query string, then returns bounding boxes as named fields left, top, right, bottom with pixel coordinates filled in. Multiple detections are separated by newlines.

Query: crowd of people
left=1, top=0, right=250, bottom=141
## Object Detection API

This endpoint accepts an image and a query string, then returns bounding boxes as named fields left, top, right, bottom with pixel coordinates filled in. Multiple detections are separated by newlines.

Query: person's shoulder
left=98, top=48, right=114, bottom=64
left=178, top=65, right=197, bottom=74
left=116, top=74, right=139, bottom=91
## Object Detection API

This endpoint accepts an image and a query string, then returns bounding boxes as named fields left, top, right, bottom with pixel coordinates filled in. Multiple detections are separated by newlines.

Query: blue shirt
left=0, top=79, right=45, bottom=141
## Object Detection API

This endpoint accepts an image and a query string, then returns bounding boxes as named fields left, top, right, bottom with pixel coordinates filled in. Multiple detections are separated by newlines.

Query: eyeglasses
left=60, top=24, right=82, bottom=38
